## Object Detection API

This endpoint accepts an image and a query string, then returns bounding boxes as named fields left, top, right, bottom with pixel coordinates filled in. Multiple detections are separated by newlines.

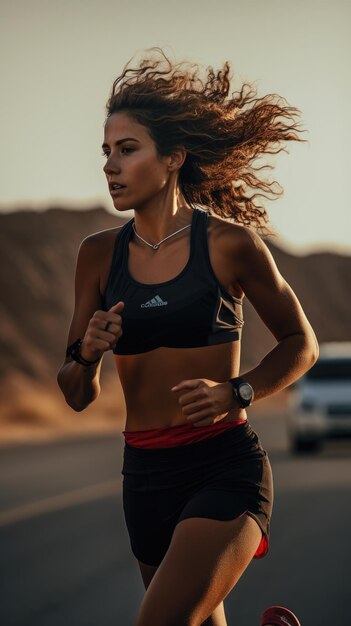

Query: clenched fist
left=80, top=301, right=124, bottom=361
left=171, top=377, right=245, bottom=427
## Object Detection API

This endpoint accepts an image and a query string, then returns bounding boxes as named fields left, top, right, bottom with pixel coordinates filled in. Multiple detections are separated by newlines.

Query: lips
left=109, top=181, right=127, bottom=198
left=108, top=182, right=126, bottom=191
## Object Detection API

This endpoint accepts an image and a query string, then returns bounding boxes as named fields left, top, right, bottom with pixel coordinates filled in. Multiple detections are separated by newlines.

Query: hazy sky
left=1, top=0, right=350, bottom=251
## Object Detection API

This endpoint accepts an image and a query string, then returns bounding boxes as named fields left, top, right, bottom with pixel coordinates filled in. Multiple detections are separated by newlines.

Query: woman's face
left=102, top=112, right=171, bottom=212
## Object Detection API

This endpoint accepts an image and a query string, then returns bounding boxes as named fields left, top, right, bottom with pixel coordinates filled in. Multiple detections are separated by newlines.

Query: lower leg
left=201, top=603, right=227, bottom=626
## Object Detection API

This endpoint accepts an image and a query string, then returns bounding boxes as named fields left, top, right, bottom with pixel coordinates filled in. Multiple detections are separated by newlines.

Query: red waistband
left=123, top=419, right=245, bottom=448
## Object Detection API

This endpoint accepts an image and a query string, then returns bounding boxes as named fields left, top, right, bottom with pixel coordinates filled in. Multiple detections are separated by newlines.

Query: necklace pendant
left=132, top=220, right=191, bottom=251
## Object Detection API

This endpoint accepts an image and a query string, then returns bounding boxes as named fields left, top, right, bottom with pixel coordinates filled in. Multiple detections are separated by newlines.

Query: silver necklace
left=132, top=221, right=191, bottom=250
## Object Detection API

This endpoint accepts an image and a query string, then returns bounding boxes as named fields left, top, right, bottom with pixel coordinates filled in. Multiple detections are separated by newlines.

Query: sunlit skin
left=102, top=113, right=180, bottom=219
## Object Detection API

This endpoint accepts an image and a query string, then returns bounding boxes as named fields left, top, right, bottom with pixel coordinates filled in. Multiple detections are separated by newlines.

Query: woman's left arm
left=232, top=227, right=319, bottom=399
left=172, top=227, right=319, bottom=423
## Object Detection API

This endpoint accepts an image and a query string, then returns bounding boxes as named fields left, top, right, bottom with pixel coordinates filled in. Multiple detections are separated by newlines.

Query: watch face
left=239, top=383, right=253, bottom=401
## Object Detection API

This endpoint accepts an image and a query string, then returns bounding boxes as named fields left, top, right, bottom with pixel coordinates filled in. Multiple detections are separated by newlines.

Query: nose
left=103, top=155, right=121, bottom=176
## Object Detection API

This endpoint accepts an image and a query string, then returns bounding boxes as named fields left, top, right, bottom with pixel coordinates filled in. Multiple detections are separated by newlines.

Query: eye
left=121, top=146, right=134, bottom=154
left=101, top=151, right=109, bottom=159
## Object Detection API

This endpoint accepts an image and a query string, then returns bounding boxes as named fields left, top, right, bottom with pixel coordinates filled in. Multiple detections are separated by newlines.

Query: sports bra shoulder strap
left=191, top=208, right=211, bottom=267
left=110, top=218, right=133, bottom=268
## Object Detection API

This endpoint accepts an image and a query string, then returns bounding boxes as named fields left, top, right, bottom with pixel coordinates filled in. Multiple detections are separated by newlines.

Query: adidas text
left=141, top=295, right=168, bottom=308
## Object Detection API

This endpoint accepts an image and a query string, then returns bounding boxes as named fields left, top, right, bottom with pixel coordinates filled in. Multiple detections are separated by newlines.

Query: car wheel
left=291, top=436, right=321, bottom=454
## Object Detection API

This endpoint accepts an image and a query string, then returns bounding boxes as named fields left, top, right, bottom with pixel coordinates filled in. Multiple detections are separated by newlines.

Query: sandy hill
left=1, top=207, right=350, bottom=440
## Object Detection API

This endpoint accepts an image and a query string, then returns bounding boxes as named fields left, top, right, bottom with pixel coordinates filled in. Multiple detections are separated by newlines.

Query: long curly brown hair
left=105, top=48, right=305, bottom=234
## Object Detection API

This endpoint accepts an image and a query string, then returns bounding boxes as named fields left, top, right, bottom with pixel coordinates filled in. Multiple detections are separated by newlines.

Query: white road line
left=0, top=479, right=121, bottom=528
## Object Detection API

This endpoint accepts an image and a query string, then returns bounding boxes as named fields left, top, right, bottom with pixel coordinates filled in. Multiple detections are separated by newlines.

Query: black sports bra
left=102, top=208, right=244, bottom=355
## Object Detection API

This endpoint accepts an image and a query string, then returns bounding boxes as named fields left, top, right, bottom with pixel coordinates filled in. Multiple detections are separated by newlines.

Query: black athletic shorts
left=122, top=421, right=273, bottom=566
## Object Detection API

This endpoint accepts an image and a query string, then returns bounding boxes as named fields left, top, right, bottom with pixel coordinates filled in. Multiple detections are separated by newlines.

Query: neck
left=133, top=188, right=193, bottom=245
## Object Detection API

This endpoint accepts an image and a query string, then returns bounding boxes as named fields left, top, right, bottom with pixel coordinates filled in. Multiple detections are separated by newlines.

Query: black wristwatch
left=66, top=338, right=101, bottom=366
left=229, top=377, right=254, bottom=408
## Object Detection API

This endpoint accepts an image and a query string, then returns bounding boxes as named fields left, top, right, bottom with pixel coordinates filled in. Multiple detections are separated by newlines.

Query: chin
left=112, top=201, right=133, bottom=213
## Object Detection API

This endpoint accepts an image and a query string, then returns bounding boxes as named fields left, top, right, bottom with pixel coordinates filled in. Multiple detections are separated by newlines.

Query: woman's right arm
left=57, top=235, right=123, bottom=412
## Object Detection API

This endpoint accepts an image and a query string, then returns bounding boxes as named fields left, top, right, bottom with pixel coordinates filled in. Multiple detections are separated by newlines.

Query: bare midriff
left=115, top=339, right=247, bottom=431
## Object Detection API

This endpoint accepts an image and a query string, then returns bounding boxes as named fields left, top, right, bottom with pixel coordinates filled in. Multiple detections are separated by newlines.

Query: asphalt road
left=0, top=414, right=350, bottom=626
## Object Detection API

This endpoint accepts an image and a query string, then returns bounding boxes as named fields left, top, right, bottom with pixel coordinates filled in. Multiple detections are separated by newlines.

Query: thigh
left=135, top=514, right=262, bottom=626
left=138, top=561, right=158, bottom=590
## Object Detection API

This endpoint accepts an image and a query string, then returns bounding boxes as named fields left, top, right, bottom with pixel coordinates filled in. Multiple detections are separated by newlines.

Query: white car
left=288, top=342, right=351, bottom=453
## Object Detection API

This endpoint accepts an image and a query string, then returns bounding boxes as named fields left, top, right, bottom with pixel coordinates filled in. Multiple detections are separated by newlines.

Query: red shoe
left=260, top=606, right=301, bottom=626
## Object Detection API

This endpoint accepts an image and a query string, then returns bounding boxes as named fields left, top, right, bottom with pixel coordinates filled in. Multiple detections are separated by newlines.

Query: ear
left=167, top=147, right=187, bottom=172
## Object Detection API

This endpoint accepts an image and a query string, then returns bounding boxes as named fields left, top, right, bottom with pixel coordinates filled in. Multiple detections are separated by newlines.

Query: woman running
left=58, top=49, right=314, bottom=626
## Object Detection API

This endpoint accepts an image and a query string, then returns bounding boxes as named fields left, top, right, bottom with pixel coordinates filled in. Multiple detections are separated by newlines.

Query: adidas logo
left=141, top=295, right=168, bottom=308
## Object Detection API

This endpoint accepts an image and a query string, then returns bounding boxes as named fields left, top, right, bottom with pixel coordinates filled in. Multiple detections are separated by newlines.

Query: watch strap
left=66, top=338, right=101, bottom=366
left=229, top=376, right=246, bottom=386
